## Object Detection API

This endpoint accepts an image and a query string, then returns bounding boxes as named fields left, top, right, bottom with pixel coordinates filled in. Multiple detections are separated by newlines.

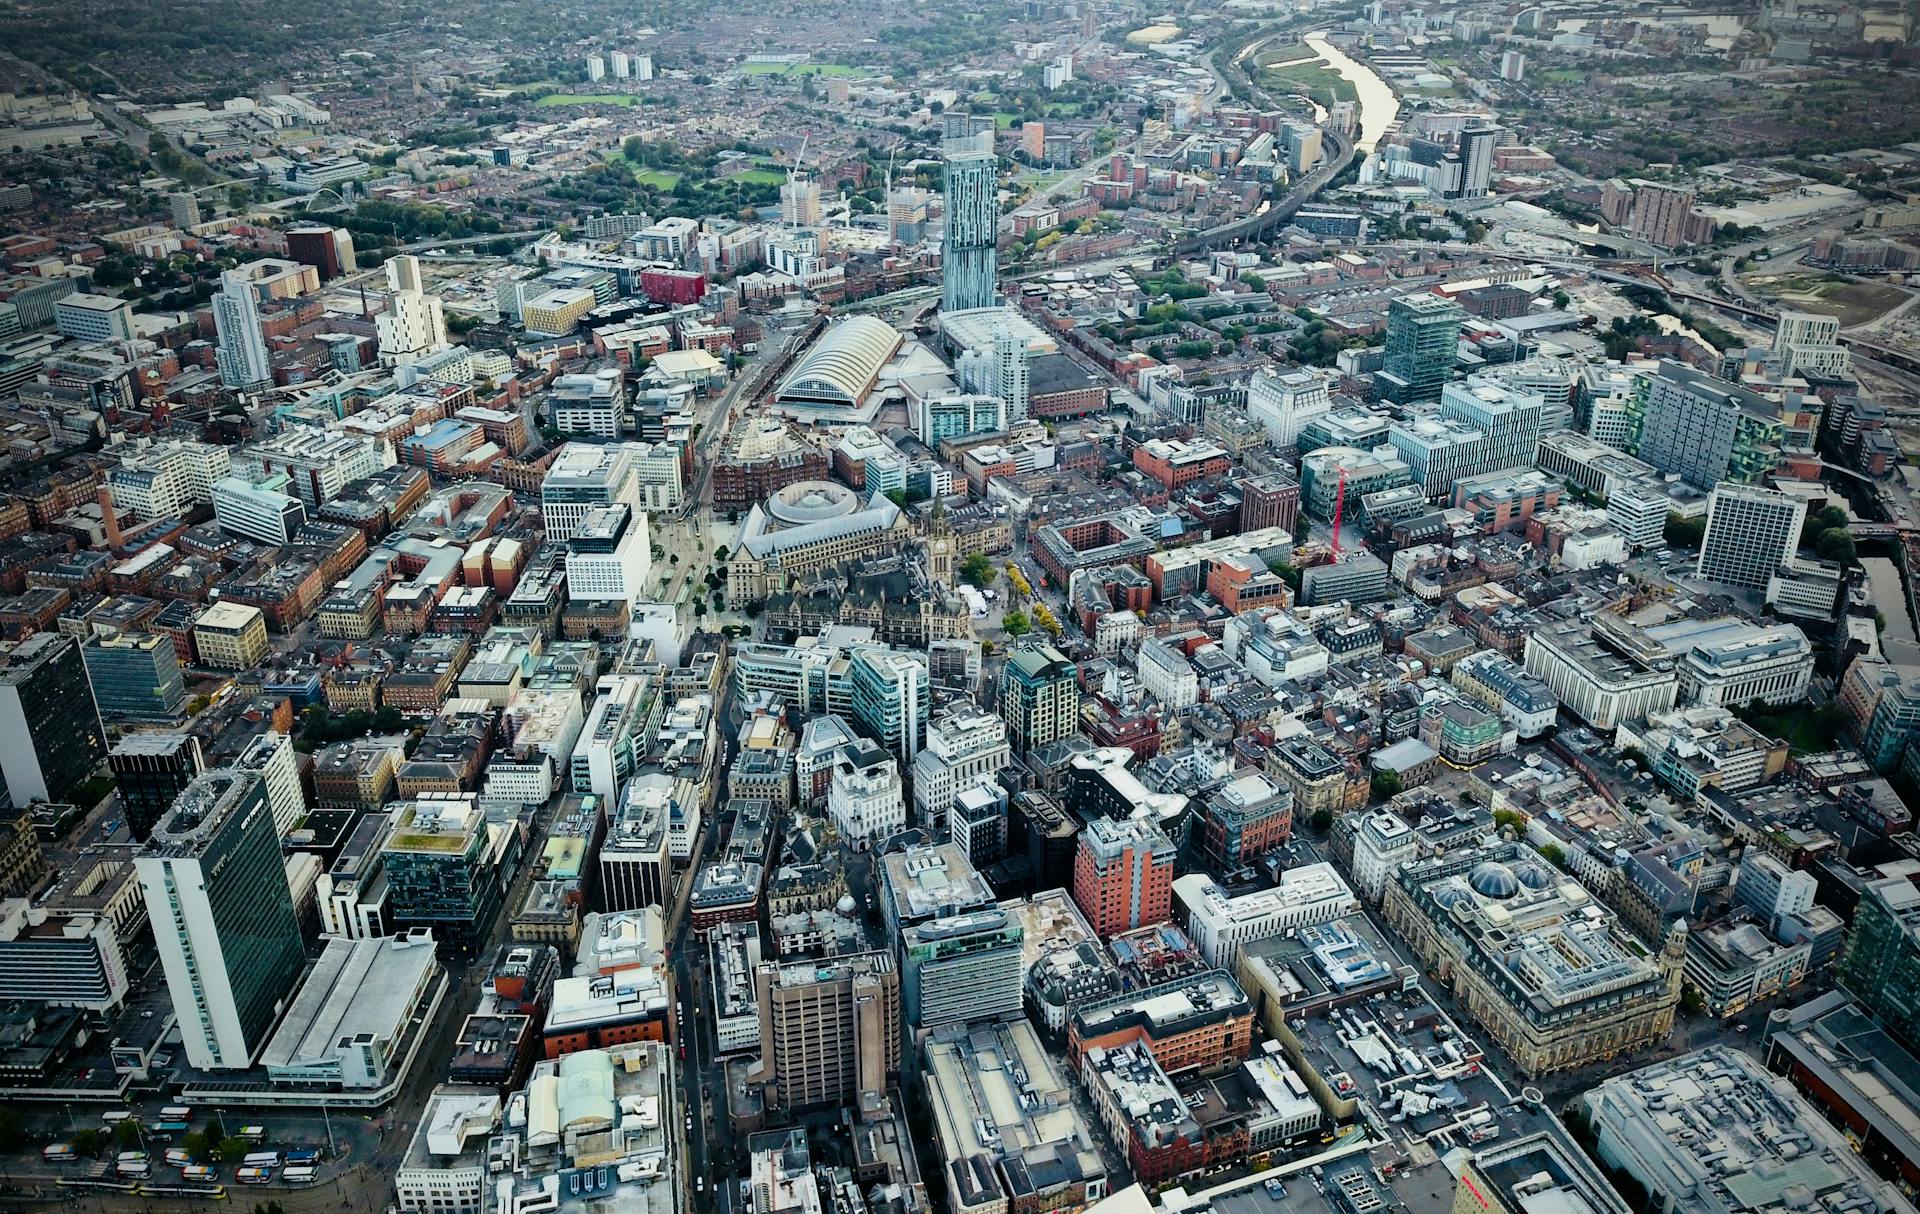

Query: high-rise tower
left=941, top=150, right=999, bottom=314
left=212, top=271, right=273, bottom=392
left=137, top=768, right=306, bottom=1069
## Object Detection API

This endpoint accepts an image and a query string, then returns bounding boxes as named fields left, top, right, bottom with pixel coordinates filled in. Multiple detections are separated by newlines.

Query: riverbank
left=1302, top=32, right=1400, bottom=152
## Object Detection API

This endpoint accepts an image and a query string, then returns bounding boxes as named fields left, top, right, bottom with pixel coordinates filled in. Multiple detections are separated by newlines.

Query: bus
left=165, top=1149, right=192, bottom=1168
left=236, top=1126, right=267, bottom=1144
left=285, top=1149, right=320, bottom=1165
left=236, top=1166, right=273, bottom=1185
left=100, top=1111, right=135, bottom=1126
left=283, top=1165, right=318, bottom=1185
left=41, top=1144, right=76, bottom=1162
left=242, top=1151, right=283, bottom=1168
left=117, top=1151, right=149, bottom=1164
left=152, top=1121, right=190, bottom=1140
left=160, top=1106, right=193, bottom=1121
left=115, top=1160, right=152, bottom=1179
left=181, top=1165, right=219, bottom=1183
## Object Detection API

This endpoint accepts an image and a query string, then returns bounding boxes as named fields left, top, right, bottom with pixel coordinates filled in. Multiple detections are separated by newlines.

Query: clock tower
left=925, top=499, right=954, bottom=586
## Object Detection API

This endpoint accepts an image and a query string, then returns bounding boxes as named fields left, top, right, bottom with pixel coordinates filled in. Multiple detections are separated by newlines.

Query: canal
left=1863, top=555, right=1920, bottom=664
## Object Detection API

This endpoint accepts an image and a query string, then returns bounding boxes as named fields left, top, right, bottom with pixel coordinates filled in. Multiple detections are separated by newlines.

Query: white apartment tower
left=995, top=322, right=1030, bottom=424
left=375, top=255, right=449, bottom=367
left=212, top=271, right=273, bottom=392
left=780, top=175, right=823, bottom=229
left=1772, top=309, right=1851, bottom=380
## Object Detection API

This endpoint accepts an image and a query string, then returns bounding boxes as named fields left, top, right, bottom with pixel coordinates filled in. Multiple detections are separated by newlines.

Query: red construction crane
left=1330, top=465, right=1347, bottom=559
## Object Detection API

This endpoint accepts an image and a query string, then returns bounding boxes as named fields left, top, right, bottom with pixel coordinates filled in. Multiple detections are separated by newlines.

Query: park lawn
left=536, top=93, right=637, bottom=107
left=993, top=112, right=1020, bottom=129
left=737, top=61, right=862, bottom=77
left=734, top=168, right=788, bottom=185
left=1540, top=68, right=1587, bottom=83
left=629, top=166, right=681, bottom=188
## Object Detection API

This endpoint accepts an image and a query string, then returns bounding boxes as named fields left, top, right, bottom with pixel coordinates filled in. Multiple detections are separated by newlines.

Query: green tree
left=1541, top=842, right=1568, bottom=869
left=1371, top=770, right=1403, bottom=801
left=1003, top=609, right=1031, bottom=638
left=1802, top=505, right=1849, bottom=546
left=1664, top=512, right=1706, bottom=549
left=1816, top=529, right=1857, bottom=566
left=960, top=552, right=996, bottom=588
left=180, top=1131, right=208, bottom=1162
left=1310, top=809, right=1334, bottom=832
left=69, top=1128, right=101, bottom=1157
left=220, top=1139, right=252, bottom=1165
left=114, top=1119, right=142, bottom=1150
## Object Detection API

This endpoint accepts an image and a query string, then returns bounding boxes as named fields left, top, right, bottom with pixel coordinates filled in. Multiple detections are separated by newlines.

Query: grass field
left=1741, top=270, right=1909, bottom=328
left=1261, top=60, right=1359, bottom=106
left=1256, top=44, right=1320, bottom=68
left=619, top=162, right=681, bottom=187
left=737, top=61, right=862, bottom=77
left=733, top=168, right=787, bottom=185
left=536, top=92, right=637, bottom=107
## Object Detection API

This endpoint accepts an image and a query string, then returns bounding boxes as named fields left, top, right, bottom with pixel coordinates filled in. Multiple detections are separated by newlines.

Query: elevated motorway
left=1172, top=127, right=1356, bottom=255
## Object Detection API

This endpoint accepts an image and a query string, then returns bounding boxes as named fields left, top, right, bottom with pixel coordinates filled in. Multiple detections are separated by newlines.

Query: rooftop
left=883, top=842, right=996, bottom=925
left=259, top=932, right=440, bottom=1073
left=1586, top=1045, right=1907, bottom=1214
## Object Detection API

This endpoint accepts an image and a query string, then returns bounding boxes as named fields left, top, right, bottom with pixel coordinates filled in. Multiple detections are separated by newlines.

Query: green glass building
left=1838, top=875, right=1920, bottom=1054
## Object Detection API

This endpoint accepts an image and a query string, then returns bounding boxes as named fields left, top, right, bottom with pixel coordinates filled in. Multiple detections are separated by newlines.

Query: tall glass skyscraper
left=848, top=646, right=930, bottom=766
left=0, top=633, right=106, bottom=808
left=212, top=270, right=273, bottom=392
left=137, top=768, right=305, bottom=1069
left=941, top=150, right=999, bottom=314
left=1378, top=292, right=1464, bottom=404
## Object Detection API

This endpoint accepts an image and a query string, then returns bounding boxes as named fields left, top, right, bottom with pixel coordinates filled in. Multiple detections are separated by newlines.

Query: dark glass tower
left=0, top=633, right=106, bottom=807
left=137, top=768, right=305, bottom=1069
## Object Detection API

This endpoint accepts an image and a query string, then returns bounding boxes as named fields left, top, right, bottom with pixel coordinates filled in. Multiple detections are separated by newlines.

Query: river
left=1302, top=32, right=1399, bottom=152
left=1862, top=556, right=1920, bottom=663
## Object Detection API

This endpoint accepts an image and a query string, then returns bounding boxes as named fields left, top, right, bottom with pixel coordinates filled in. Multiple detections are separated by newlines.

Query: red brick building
left=1072, top=816, right=1176, bottom=939
left=640, top=266, right=708, bottom=305
left=1133, top=438, right=1231, bottom=490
